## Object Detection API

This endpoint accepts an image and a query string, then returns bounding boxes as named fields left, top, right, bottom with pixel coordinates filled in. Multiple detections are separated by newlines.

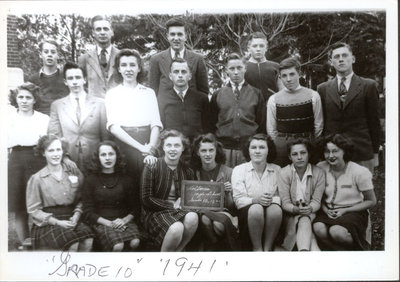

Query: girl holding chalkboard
left=277, top=138, right=325, bottom=251
left=231, top=133, right=282, bottom=251
left=82, top=141, right=143, bottom=251
left=191, top=133, right=240, bottom=250
left=141, top=129, right=199, bottom=251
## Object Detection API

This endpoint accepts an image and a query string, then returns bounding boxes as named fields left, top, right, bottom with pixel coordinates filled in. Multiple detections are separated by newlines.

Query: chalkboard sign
left=181, top=180, right=224, bottom=211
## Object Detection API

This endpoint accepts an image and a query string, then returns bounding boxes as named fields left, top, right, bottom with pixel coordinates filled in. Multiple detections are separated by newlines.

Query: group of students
left=7, top=15, right=381, bottom=252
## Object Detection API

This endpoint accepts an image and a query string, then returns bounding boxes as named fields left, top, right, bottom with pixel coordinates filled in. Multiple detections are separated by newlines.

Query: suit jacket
left=317, top=74, right=381, bottom=161
left=48, top=95, right=110, bottom=169
left=78, top=46, right=119, bottom=98
left=149, top=47, right=209, bottom=96
left=157, top=88, right=210, bottom=139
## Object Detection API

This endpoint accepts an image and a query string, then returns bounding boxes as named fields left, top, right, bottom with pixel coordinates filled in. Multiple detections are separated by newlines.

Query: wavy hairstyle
left=87, top=140, right=126, bottom=173
left=9, top=82, right=41, bottom=110
left=286, top=137, right=318, bottom=165
left=158, top=129, right=190, bottom=159
left=242, top=133, right=276, bottom=163
left=321, top=133, right=354, bottom=162
left=35, top=134, right=68, bottom=157
left=114, top=49, right=147, bottom=84
left=190, top=133, right=226, bottom=170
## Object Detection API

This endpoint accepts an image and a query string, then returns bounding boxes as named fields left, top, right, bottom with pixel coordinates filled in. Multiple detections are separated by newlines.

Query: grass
left=8, top=166, right=386, bottom=251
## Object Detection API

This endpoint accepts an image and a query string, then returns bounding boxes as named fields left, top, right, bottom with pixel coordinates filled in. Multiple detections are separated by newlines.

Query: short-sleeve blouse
left=317, top=161, right=373, bottom=209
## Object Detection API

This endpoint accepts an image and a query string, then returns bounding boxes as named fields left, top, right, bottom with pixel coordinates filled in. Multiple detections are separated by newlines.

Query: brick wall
left=7, top=14, right=21, bottom=68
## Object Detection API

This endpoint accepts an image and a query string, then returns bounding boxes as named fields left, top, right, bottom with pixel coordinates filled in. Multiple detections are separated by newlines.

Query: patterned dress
left=141, top=158, right=194, bottom=247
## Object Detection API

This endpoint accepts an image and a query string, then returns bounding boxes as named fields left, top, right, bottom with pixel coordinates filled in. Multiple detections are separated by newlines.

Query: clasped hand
left=327, top=208, right=346, bottom=219
left=109, top=218, right=127, bottom=232
left=254, top=193, right=272, bottom=207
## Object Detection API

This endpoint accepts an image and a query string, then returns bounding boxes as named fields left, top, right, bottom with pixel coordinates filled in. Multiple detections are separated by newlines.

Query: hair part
left=328, top=42, right=353, bottom=59
left=247, top=32, right=268, bottom=46
left=165, top=17, right=186, bottom=32
left=91, top=15, right=112, bottom=28
left=9, top=82, right=41, bottom=110
left=170, top=58, right=191, bottom=73
left=114, top=49, right=146, bottom=84
left=242, top=133, right=276, bottom=163
left=63, top=61, right=87, bottom=79
left=279, top=57, right=301, bottom=74
left=35, top=134, right=67, bottom=157
left=190, top=133, right=226, bottom=170
left=322, top=133, right=354, bottom=162
left=158, top=129, right=190, bottom=158
left=87, top=140, right=127, bottom=173
left=225, top=52, right=246, bottom=66
left=39, top=39, right=60, bottom=52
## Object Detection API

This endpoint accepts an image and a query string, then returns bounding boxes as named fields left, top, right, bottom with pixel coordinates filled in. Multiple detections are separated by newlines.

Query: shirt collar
left=39, top=67, right=60, bottom=76
left=291, top=163, right=313, bottom=177
left=39, top=164, right=69, bottom=177
left=229, top=79, right=245, bottom=90
left=246, top=161, right=276, bottom=173
left=173, top=87, right=189, bottom=97
left=97, top=45, right=112, bottom=56
left=170, top=48, right=185, bottom=59
left=336, top=72, right=354, bottom=84
left=69, top=92, right=87, bottom=103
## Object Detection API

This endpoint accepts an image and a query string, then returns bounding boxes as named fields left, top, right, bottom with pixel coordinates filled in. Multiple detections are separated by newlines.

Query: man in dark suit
left=78, top=15, right=119, bottom=98
left=157, top=58, right=209, bottom=142
left=48, top=62, right=109, bottom=172
left=149, top=18, right=209, bottom=97
left=317, top=42, right=381, bottom=173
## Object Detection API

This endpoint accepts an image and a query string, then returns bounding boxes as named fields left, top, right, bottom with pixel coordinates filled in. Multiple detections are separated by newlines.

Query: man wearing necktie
left=157, top=58, right=210, bottom=143
left=78, top=15, right=119, bottom=98
left=149, top=18, right=209, bottom=97
left=317, top=42, right=381, bottom=173
left=48, top=62, right=109, bottom=172
left=210, top=53, right=266, bottom=168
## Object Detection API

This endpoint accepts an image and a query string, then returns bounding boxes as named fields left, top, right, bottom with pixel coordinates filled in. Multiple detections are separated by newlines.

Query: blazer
left=317, top=74, right=381, bottom=161
left=48, top=95, right=109, bottom=168
left=149, top=47, right=209, bottom=96
left=78, top=46, right=119, bottom=98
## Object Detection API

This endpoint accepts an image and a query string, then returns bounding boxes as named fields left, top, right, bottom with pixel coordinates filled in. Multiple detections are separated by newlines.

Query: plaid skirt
left=314, top=209, right=370, bottom=250
left=92, top=222, right=143, bottom=251
left=31, top=206, right=93, bottom=251
left=142, top=209, right=189, bottom=248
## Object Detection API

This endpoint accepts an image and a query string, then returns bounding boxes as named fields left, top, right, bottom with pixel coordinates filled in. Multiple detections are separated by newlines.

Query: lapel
left=326, top=78, right=342, bottom=109
left=61, top=96, right=79, bottom=126
left=107, top=46, right=118, bottom=81
left=161, top=49, right=173, bottom=76
left=80, top=96, right=97, bottom=126
left=343, top=74, right=362, bottom=109
left=87, top=49, right=105, bottom=81
left=184, top=49, right=195, bottom=70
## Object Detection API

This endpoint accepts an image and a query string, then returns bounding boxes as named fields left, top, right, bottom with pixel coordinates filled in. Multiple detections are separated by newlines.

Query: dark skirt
left=8, top=147, right=46, bottom=212
left=142, top=209, right=189, bottom=248
left=314, top=209, right=370, bottom=250
left=92, top=222, right=143, bottom=251
left=31, top=205, right=93, bottom=251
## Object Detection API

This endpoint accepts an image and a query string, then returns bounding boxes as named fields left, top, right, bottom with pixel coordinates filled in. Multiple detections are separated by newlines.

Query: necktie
left=100, top=48, right=107, bottom=69
left=234, top=83, right=240, bottom=100
left=75, top=97, right=81, bottom=125
left=174, top=51, right=180, bottom=60
left=177, top=90, right=184, bottom=101
left=339, top=77, right=347, bottom=103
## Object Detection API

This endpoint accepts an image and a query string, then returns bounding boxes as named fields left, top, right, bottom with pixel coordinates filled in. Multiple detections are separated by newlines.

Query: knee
left=69, top=242, right=79, bottom=252
left=201, top=215, right=212, bottom=227
left=80, top=238, right=93, bottom=251
left=213, top=221, right=225, bottom=236
left=168, top=222, right=185, bottom=240
left=184, top=212, right=199, bottom=229
left=329, top=225, right=353, bottom=243
left=112, top=242, right=124, bottom=252
left=129, top=238, right=140, bottom=250
left=266, top=204, right=283, bottom=218
left=298, top=216, right=311, bottom=229
left=248, top=204, right=264, bottom=220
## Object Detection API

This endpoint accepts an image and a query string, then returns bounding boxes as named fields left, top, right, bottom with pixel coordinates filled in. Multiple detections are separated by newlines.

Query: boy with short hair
left=157, top=58, right=209, bottom=141
left=210, top=53, right=266, bottom=167
left=28, top=40, right=69, bottom=115
left=245, top=32, right=282, bottom=102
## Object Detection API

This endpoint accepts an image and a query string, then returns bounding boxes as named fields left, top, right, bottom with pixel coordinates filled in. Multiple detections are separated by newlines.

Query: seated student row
left=24, top=130, right=376, bottom=252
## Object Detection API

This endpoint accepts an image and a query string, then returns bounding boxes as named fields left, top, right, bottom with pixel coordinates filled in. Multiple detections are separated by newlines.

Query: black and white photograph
left=0, top=0, right=398, bottom=280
